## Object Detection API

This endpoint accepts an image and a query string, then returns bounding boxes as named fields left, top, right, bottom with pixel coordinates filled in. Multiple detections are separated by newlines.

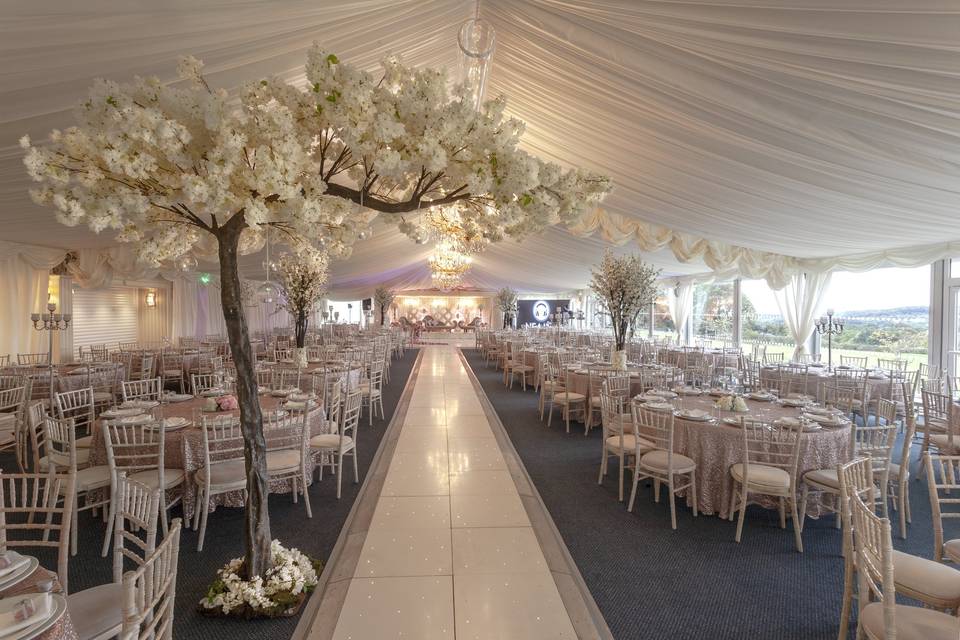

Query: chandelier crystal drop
left=428, top=240, right=473, bottom=290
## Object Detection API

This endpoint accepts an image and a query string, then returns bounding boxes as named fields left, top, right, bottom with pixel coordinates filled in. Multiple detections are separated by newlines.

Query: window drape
left=0, top=242, right=67, bottom=359
left=773, top=272, right=833, bottom=359
left=667, top=283, right=694, bottom=345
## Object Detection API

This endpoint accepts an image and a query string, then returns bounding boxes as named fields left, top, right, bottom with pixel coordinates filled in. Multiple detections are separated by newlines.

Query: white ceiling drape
left=2, top=1, right=960, bottom=292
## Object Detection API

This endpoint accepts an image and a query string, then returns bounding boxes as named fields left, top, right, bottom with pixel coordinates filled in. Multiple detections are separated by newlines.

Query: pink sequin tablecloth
left=0, top=566, right=77, bottom=640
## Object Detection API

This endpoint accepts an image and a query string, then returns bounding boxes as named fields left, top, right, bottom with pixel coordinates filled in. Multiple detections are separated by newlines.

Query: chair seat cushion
left=893, top=550, right=960, bottom=607
left=41, top=447, right=91, bottom=470
left=860, top=601, right=959, bottom=640
left=73, top=464, right=111, bottom=492
left=196, top=459, right=247, bottom=489
left=554, top=392, right=585, bottom=403
left=944, top=539, right=960, bottom=564
left=540, top=381, right=564, bottom=391
left=67, top=582, right=123, bottom=640
left=930, top=434, right=960, bottom=452
left=92, top=391, right=114, bottom=402
left=640, top=450, right=696, bottom=474
left=309, top=434, right=353, bottom=451
left=604, top=434, right=654, bottom=455
left=803, top=468, right=840, bottom=490
left=888, top=462, right=909, bottom=480
left=733, top=463, right=791, bottom=491
left=75, top=435, right=93, bottom=449
left=266, top=449, right=301, bottom=473
left=128, top=468, right=186, bottom=490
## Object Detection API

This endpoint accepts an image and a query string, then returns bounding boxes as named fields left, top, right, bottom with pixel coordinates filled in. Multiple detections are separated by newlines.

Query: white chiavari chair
left=597, top=393, right=648, bottom=502
left=0, top=470, right=75, bottom=593
left=628, top=404, right=697, bottom=529
left=190, top=373, right=224, bottom=396
left=118, top=519, right=182, bottom=640
left=121, top=377, right=162, bottom=404
left=264, top=409, right=312, bottom=517
left=192, top=416, right=245, bottom=551
left=730, top=418, right=804, bottom=552
left=309, top=389, right=360, bottom=499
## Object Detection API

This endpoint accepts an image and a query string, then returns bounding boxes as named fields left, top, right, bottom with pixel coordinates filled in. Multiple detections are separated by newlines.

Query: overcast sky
left=741, top=266, right=931, bottom=316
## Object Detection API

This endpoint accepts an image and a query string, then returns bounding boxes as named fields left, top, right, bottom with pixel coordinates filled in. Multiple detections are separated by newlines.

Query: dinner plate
left=1, top=593, right=67, bottom=640
left=270, top=388, right=299, bottom=398
left=0, top=555, right=38, bottom=592
left=200, top=389, right=225, bottom=397
left=644, top=402, right=674, bottom=412
left=677, top=409, right=712, bottom=421
left=801, top=413, right=849, bottom=428
left=101, top=407, right=143, bottom=418
left=163, top=393, right=193, bottom=403
left=121, top=400, right=160, bottom=410
left=672, top=387, right=702, bottom=396
left=117, top=414, right=153, bottom=425
left=747, top=392, right=775, bottom=402
left=162, top=417, right=191, bottom=431
left=722, top=417, right=745, bottom=426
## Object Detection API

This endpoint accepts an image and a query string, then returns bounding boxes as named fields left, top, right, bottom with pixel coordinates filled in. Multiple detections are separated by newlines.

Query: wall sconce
left=145, top=289, right=157, bottom=308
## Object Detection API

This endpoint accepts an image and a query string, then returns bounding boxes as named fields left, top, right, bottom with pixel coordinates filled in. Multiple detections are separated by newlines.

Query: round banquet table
left=633, top=393, right=852, bottom=519
left=0, top=566, right=77, bottom=640
left=87, top=392, right=328, bottom=519
left=761, top=365, right=894, bottom=401
left=566, top=365, right=678, bottom=398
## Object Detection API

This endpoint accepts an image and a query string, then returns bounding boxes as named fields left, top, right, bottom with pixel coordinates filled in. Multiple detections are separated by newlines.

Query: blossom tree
left=22, top=48, right=610, bottom=579
left=496, top=287, right=518, bottom=328
left=373, top=286, right=395, bottom=325
left=275, top=251, right=328, bottom=352
left=589, top=250, right=661, bottom=368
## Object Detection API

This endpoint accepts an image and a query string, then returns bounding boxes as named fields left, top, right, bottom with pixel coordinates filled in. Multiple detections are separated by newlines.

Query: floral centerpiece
left=22, top=46, right=608, bottom=588
left=200, top=540, right=321, bottom=618
left=374, top=286, right=395, bottom=325
left=589, top=250, right=660, bottom=369
left=496, top=287, right=518, bottom=329
left=275, top=250, right=328, bottom=368
left=714, top=395, right=749, bottom=412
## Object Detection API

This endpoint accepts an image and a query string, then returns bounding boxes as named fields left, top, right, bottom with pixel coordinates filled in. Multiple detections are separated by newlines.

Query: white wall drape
left=667, top=283, right=694, bottom=345
left=0, top=242, right=67, bottom=359
left=773, top=272, right=833, bottom=359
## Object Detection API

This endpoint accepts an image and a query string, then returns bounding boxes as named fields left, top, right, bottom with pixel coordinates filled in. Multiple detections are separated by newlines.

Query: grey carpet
left=1, top=348, right=418, bottom=640
left=462, top=348, right=938, bottom=640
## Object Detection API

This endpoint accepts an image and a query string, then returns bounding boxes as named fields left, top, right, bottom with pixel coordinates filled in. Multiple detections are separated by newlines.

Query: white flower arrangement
left=374, top=286, right=396, bottom=325
left=496, top=287, right=519, bottom=328
left=589, top=250, right=661, bottom=351
left=200, top=540, right=321, bottom=618
left=275, top=250, right=328, bottom=348
left=714, top=395, right=749, bottom=412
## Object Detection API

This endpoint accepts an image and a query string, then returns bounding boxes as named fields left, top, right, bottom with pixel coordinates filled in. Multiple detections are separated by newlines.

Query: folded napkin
left=0, top=592, right=52, bottom=637
left=0, top=553, right=27, bottom=580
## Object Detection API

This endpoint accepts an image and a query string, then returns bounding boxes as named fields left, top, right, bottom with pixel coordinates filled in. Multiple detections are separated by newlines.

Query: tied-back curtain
left=170, top=277, right=200, bottom=342
left=773, top=272, right=833, bottom=359
left=0, top=242, right=67, bottom=359
left=667, top=283, right=694, bottom=345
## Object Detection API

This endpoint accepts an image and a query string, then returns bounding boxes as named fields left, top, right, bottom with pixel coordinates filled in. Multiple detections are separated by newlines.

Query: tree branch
left=324, top=182, right=475, bottom=213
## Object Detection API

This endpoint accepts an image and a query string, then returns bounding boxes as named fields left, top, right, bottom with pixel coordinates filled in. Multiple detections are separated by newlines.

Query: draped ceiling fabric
left=2, top=1, right=960, bottom=294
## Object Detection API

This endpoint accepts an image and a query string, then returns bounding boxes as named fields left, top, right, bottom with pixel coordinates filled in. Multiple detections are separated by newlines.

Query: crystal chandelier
left=429, top=240, right=473, bottom=290
left=418, top=205, right=490, bottom=255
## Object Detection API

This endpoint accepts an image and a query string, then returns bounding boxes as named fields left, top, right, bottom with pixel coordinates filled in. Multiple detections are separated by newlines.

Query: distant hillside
left=837, top=306, right=928, bottom=321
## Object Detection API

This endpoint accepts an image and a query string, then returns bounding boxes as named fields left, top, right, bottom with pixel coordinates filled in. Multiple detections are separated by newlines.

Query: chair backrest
left=55, top=387, right=95, bottom=434
left=925, top=454, right=960, bottom=563
left=271, top=368, right=301, bottom=392
left=43, top=415, right=82, bottom=471
left=877, top=357, right=907, bottom=372
left=848, top=492, right=896, bottom=636
left=840, top=354, right=868, bottom=368
left=27, top=402, right=47, bottom=472
left=0, top=470, right=76, bottom=593
left=111, top=473, right=161, bottom=583
left=191, top=373, right=223, bottom=396
left=122, top=378, right=162, bottom=403
left=633, top=404, right=675, bottom=457
left=739, top=418, right=802, bottom=485
left=0, top=375, right=24, bottom=391
left=821, top=383, right=857, bottom=415
left=0, top=386, right=26, bottom=426
left=599, top=392, right=627, bottom=435
left=922, top=389, right=955, bottom=446
left=341, top=390, right=362, bottom=442
left=120, top=519, right=181, bottom=640
left=199, top=416, right=245, bottom=467
left=103, top=421, right=165, bottom=478
left=602, top=375, right=631, bottom=398
left=853, top=400, right=897, bottom=482
left=18, top=353, right=49, bottom=365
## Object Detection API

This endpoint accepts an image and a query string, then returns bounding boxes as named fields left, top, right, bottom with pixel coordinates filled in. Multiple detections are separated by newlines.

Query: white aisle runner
left=329, top=344, right=577, bottom=639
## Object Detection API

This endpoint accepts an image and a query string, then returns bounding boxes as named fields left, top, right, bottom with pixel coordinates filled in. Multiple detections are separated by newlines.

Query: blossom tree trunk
left=294, top=310, right=308, bottom=348
left=216, top=217, right=271, bottom=579
left=380, top=305, right=387, bottom=325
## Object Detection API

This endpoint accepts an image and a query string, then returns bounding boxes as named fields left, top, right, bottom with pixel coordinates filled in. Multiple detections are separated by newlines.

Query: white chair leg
left=799, top=485, right=809, bottom=532
left=617, top=453, right=625, bottom=502
left=352, top=450, right=359, bottom=483
left=627, top=468, right=641, bottom=512
left=790, top=497, right=804, bottom=553
left=734, top=487, right=748, bottom=543
left=197, top=495, right=211, bottom=552
left=101, top=488, right=117, bottom=557
left=690, top=471, right=698, bottom=517
left=336, top=451, right=343, bottom=499
left=668, top=478, right=677, bottom=530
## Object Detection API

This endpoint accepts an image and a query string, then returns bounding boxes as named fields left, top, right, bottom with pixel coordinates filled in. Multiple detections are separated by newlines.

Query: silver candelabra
left=814, top=308, right=844, bottom=371
left=31, top=300, right=72, bottom=411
